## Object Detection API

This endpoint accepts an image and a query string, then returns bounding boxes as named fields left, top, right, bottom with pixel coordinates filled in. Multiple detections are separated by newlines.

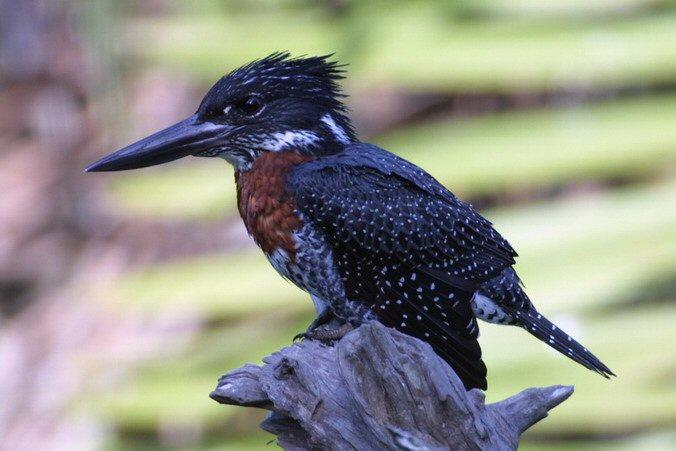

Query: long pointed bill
left=85, top=114, right=235, bottom=172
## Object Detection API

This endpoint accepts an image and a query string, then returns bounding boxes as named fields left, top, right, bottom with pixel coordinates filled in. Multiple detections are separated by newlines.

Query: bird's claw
left=292, top=309, right=336, bottom=343
left=293, top=321, right=354, bottom=344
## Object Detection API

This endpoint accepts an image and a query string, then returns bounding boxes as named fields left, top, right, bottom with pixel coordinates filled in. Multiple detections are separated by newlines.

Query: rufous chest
left=235, top=152, right=312, bottom=258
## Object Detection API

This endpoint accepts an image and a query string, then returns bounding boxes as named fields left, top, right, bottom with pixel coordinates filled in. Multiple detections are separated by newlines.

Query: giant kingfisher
left=87, top=53, right=614, bottom=390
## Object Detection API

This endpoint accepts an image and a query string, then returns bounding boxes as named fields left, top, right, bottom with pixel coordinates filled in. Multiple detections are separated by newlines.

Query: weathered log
left=211, top=321, right=573, bottom=450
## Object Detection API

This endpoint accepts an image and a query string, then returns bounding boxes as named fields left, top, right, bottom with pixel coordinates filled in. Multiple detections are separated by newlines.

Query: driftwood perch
left=210, top=321, right=573, bottom=450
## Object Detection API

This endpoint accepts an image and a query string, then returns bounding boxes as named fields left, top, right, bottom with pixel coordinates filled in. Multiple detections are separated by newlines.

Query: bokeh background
left=1, top=0, right=675, bottom=449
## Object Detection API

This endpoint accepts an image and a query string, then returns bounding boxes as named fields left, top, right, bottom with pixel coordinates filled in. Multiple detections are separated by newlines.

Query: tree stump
left=210, top=321, right=573, bottom=450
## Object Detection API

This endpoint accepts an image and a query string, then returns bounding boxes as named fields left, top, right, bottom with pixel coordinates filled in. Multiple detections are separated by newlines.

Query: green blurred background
left=1, top=0, right=675, bottom=449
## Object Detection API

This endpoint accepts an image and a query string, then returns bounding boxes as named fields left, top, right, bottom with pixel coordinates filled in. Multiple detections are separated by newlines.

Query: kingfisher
left=86, top=53, right=614, bottom=390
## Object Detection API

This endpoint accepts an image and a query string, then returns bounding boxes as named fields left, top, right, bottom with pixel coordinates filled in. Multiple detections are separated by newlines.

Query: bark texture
left=211, top=321, right=573, bottom=450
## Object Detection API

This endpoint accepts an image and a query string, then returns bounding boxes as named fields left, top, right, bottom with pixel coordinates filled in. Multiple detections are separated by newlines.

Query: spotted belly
left=265, top=220, right=349, bottom=316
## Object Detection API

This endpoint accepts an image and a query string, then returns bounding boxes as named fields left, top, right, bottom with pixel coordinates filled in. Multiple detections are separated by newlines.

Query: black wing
left=289, top=144, right=517, bottom=390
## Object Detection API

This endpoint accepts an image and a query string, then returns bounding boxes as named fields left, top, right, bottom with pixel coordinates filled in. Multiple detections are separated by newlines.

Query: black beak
left=85, top=114, right=235, bottom=172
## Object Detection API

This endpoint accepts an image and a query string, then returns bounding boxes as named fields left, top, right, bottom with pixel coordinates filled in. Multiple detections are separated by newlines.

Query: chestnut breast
left=235, top=151, right=313, bottom=257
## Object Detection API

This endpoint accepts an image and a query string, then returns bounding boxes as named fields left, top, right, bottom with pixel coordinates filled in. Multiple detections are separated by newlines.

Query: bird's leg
left=293, top=308, right=355, bottom=343
left=305, top=321, right=354, bottom=342
left=293, top=308, right=336, bottom=342
left=305, top=305, right=375, bottom=342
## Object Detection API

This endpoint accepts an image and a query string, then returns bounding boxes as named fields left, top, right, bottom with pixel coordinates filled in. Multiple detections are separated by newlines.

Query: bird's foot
left=304, top=321, right=354, bottom=342
left=293, top=316, right=353, bottom=343
left=293, top=309, right=335, bottom=342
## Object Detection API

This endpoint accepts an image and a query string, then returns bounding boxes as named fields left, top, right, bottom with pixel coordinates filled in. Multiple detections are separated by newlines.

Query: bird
left=86, top=52, right=614, bottom=390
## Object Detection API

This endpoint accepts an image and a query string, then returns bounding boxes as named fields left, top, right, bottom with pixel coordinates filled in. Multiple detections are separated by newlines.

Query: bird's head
left=85, top=52, right=354, bottom=173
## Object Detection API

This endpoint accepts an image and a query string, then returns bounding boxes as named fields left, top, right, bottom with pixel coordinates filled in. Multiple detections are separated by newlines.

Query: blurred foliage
left=121, top=1, right=676, bottom=91
left=77, top=0, right=676, bottom=449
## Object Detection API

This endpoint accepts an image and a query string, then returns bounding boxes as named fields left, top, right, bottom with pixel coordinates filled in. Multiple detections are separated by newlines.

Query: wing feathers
left=288, top=144, right=518, bottom=390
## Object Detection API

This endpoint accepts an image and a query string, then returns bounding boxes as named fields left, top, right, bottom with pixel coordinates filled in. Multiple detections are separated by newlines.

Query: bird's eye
left=236, top=95, right=263, bottom=116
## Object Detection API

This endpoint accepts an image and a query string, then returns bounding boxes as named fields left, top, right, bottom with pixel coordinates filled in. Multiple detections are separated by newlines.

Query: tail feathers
left=515, top=309, right=615, bottom=378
